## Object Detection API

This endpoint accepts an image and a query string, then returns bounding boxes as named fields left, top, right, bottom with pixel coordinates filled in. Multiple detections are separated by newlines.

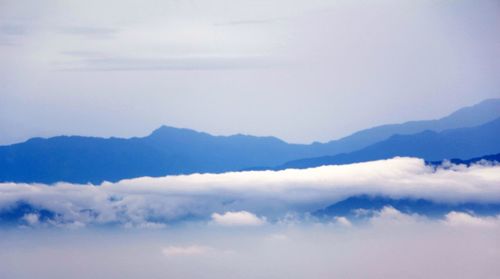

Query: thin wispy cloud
left=0, top=24, right=26, bottom=36
left=0, top=23, right=27, bottom=45
left=60, top=26, right=118, bottom=39
left=56, top=55, right=286, bottom=71
left=213, top=18, right=283, bottom=26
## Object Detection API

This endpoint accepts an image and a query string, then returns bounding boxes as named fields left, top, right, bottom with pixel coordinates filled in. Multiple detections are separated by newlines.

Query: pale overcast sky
left=0, top=0, right=499, bottom=144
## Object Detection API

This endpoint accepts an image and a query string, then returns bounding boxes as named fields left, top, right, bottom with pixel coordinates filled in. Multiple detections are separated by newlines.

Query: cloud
left=162, top=245, right=212, bottom=257
left=211, top=211, right=266, bottom=226
left=0, top=24, right=26, bottom=36
left=60, top=26, right=118, bottom=39
left=21, top=213, right=39, bottom=226
left=213, top=18, right=282, bottom=26
left=0, top=23, right=27, bottom=45
left=443, top=212, right=500, bottom=228
left=57, top=55, right=286, bottom=71
left=369, top=206, right=424, bottom=226
left=333, top=216, right=352, bottom=227
left=364, top=207, right=500, bottom=229
left=124, top=221, right=166, bottom=229
left=0, top=157, right=499, bottom=227
left=266, top=233, right=289, bottom=241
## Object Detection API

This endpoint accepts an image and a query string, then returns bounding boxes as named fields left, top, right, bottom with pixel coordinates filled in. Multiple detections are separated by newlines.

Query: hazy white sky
left=1, top=0, right=499, bottom=144
left=2, top=220, right=500, bottom=279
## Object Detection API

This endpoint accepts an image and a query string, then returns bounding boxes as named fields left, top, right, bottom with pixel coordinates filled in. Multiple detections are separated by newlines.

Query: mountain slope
left=315, top=98, right=500, bottom=155
left=280, top=117, right=500, bottom=169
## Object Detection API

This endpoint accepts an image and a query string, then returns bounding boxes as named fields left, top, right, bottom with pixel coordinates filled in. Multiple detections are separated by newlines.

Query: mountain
left=0, top=99, right=499, bottom=184
left=315, top=98, right=500, bottom=155
left=279, top=117, right=500, bottom=169
left=314, top=195, right=500, bottom=218
left=0, top=126, right=319, bottom=184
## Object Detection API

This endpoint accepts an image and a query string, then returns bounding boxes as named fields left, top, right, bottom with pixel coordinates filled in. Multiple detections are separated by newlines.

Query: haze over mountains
left=1, top=99, right=499, bottom=184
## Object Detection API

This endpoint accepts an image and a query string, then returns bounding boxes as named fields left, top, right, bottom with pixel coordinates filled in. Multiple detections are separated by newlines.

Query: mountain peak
left=149, top=125, right=205, bottom=137
left=476, top=98, right=500, bottom=105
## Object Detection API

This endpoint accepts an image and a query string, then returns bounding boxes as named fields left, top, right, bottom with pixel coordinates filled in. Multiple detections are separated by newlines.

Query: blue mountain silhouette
left=0, top=99, right=499, bottom=184
left=278, top=117, right=500, bottom=169
left=313, top=98, right=500, bottom=155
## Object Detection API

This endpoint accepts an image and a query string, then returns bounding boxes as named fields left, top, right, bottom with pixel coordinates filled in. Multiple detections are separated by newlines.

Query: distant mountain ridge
left=0, top=127, right=314, bottom=184
left=278, top=117, right=500, bottom=169
left=0, top=99, right=499, bottom=184
left=314, top=98, right=500, bottom=155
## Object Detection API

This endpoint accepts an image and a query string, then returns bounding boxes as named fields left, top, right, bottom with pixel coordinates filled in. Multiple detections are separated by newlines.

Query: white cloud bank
left=0, top=157, right=499, bottom=227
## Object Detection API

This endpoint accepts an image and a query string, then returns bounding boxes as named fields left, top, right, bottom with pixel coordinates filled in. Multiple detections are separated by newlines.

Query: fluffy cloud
left=443, top=212, right=500, bottom=228
left=0, top=157, right=499, bottom=227
left=211, top=211, right=266, bottom=226
left=369, top=206, right=424, bottom=226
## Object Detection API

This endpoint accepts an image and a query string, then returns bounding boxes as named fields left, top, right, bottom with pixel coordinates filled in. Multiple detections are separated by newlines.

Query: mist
left=1, top=212, right=499, bottom=279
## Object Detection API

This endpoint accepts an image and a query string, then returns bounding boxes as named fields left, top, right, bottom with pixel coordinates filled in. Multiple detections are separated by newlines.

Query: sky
left=1, top=0, right=499, bottom=144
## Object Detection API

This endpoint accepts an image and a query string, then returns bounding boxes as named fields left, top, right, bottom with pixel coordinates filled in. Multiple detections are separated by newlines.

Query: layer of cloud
left=0, top=157, right=499, bottom=227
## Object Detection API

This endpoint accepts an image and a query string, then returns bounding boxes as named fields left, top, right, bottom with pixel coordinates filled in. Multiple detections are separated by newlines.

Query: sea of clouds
left=1, top=157, right=499, bottom=228
left=1, top=157, right=500, bottom=278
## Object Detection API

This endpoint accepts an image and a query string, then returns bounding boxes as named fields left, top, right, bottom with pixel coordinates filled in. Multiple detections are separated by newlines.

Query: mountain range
left=1, top=98, right=499, bottom=184
left=278, top=117, right=500, bottom=169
